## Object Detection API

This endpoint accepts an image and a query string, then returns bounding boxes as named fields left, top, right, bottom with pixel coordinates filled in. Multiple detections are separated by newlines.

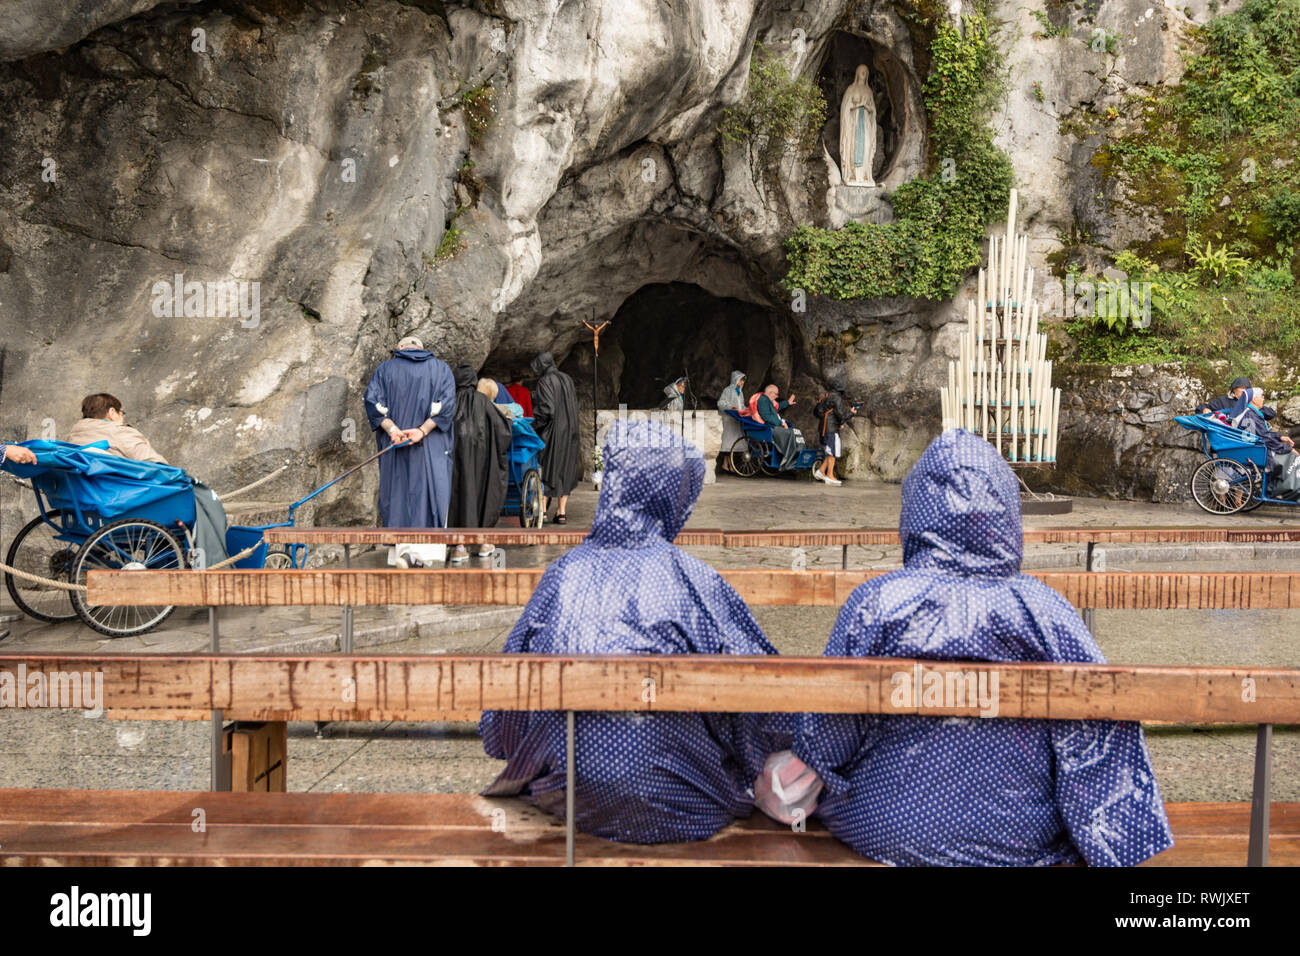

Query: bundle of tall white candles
left=938, top=188, right=1061, bottom=463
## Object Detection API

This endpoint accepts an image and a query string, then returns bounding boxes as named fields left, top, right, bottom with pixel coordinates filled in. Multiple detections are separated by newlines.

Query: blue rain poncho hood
left=900, top=422, right=1022, bottom=577
left=479, top=419, right=787, bottom=842
left=588, top=417, right=702, bottom=547
left=793, top=429, right=1173, bottom=866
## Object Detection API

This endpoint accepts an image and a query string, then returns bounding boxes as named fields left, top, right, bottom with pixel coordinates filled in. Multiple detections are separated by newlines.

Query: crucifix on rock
left=582, top=312, right=610, bottom=447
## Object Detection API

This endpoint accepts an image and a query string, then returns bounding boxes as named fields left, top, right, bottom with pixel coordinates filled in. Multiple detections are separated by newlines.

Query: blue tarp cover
left=508, top=416, right=545, bottom=478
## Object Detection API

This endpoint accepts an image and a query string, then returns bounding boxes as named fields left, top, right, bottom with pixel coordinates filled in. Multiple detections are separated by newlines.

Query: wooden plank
left=87, top=568, right=1300, bottom=610
left=224, top=722, right=287, bottom=793
left=262, top=525, right=1300, bottom=548
left=0, top=793, right=1290, bottom=866
left=2, top=654, right=1296, bottom=723
left=261, top=527, right=725, bottom=547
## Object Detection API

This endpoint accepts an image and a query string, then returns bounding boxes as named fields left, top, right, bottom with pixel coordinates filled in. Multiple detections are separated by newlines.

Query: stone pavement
left=0, top=474, right=1295, bottom=804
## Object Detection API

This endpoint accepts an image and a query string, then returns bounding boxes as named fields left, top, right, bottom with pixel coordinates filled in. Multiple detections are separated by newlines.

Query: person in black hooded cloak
left=448, top=363, right=511, bottom=559
left=530, top=351, right=581, bottom=523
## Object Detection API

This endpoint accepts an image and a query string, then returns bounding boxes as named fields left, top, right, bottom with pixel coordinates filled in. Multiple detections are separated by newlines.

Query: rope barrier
left=0, top=542, right=265, bottom=592
left=219, top=465, right=289, bottom=501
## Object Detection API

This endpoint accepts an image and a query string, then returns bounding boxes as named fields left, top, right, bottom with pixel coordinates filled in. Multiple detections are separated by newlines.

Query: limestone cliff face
left=0, top=0, right=1228, bottom=517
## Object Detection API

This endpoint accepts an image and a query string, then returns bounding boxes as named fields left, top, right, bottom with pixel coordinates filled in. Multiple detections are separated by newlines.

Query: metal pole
left=209, top=607, right=222, bottom=791
left=342, top=544, right=354, bottom=654
left=1248, top=723, right=1272, bottom=866
left=565, top=710, right=576, bottom=867
left=1081, top=541, right=1096, bottom=636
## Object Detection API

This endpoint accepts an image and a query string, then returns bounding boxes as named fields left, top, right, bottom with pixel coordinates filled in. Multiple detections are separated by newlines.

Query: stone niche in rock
left=816, top=27, right=927, bottom=229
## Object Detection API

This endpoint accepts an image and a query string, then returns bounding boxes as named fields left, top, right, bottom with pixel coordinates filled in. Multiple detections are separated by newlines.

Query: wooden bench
left=0, top=789, right=1287, bottom=866
left=1, top=653, right=1296, bottom=866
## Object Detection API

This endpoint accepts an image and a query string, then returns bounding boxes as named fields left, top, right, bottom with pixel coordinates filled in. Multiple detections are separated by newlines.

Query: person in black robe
left=448, top=363, right=511, bottom=561
left=530, top=351, right=581, bottom=523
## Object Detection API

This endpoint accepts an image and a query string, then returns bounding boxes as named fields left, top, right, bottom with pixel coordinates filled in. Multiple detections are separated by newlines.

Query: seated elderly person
left=66, top=394, right=168, bottom=463
left=1226, top=388, right=1300, bottom=497
left=1228, top=388, right=1295, bottom=456
left=755, top=429, right=1173, bottom=866
left=476, top=378, right=524, bottom=421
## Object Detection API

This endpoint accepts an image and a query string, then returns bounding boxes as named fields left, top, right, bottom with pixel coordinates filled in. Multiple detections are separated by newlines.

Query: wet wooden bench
left=1, top=653, right=1296, bottom=866
left=0, top=789, right=1288, bottom=866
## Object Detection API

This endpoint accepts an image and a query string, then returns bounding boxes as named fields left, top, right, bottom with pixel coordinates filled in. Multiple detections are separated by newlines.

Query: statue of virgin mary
left=839, top=64, right=876, bottom=187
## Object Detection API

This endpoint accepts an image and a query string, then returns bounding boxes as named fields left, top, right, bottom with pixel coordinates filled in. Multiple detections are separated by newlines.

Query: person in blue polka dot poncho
left=479, top=419, right=789, bottom=843
left=779, top=428, right=1175, bottom=866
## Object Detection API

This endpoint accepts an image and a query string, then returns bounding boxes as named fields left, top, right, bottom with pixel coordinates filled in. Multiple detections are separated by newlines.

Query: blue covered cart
left=722, top=409, right=821, bottom=477
left=1, top=439, right=314, bottom=637
left=1175, top=413, right=1289, bottom=514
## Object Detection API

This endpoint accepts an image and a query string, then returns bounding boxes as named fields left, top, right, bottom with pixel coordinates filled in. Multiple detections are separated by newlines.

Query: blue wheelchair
left=500, top=417, right=546, bottom=528
left=723, top=410, right=821, bottom=477
left=1175, top=413, right=1290, bottom=515
left=1, top=439, right=315, bottom=637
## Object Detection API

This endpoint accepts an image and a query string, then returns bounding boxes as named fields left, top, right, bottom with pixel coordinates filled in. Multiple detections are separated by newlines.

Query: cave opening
left=594, top=282, right=781, bottom=410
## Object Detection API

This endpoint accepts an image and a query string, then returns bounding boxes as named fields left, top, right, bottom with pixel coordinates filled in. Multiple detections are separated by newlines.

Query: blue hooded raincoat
left=794, top=429, right=1174, bottom=866
left=480, top=419, right=787, bottom=843
left=363, top=348, right=456, bottom=528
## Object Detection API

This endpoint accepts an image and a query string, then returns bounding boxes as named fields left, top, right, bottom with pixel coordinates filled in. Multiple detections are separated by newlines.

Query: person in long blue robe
left=781, top=428, right=1174, bottom=866
left=363, top=339, right=456, bottom=537
left=479, top=419, right=788, bottom=843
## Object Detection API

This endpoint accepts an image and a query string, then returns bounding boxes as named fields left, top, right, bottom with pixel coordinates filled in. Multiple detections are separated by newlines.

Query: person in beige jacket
left=66, top=393, right=168, bottom=464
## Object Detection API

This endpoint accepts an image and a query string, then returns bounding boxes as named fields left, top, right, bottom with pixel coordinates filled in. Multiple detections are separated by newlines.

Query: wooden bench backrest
left=2, top=654, right=1296, bottom=724
left=86, top=568, right=1300, bottom=610
left=262, top=526, right=1300, bottom=547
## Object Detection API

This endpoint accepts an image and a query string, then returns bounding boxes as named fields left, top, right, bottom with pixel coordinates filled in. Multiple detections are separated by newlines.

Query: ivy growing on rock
left=1062, top=0, right=1300, bottom=372
left=718, top=43, right=828, bottom=203
left=781, top=9, right=1013, bottom=301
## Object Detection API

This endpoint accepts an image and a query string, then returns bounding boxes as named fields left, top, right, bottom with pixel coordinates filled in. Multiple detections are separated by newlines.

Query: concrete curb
left=1021, top=542, right=1300, bottom=569
left=237, top=605, right=523, bottom=655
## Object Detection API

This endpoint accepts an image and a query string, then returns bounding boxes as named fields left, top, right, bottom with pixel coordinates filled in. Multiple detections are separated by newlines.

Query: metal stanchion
left=1081, top=542, right=1098, bottom=636
left=565, top=710, right=576, bottom=867
left=1248, top=723, right=1273, bottom=866
left=341, top=543, right=354, bottom=654
left=209, top=607, right=229, bottom=791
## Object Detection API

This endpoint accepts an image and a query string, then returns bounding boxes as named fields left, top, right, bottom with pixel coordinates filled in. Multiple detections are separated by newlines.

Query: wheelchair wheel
left=70, top=518, right=185, bottom=638
left=729, top=437, right=761, bottom=478
left=1189, top=458, right=1254, bottom=515
left=519, top=468, right=544, bottom=528
left=264, top=549, right=294, bottom=569
left=4, top=510, right=79, bottom=623
left=1241, top=461, right=1266, bottom=512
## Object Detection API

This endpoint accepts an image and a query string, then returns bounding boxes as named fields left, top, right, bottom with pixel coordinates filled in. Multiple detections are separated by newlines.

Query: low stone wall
left=581, top=409, right=723, bottom=483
